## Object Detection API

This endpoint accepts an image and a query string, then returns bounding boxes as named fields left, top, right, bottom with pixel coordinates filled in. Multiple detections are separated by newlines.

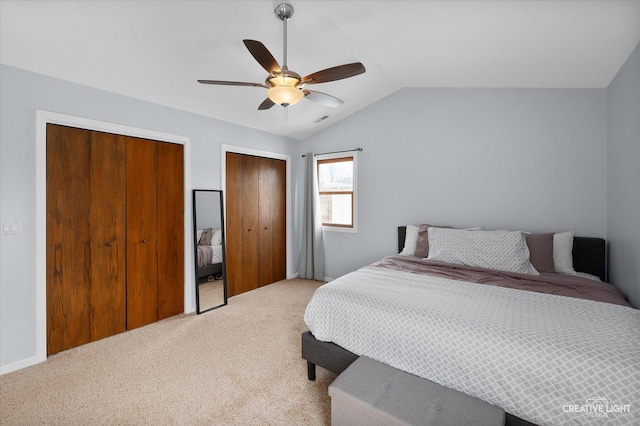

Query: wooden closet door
left=126, top=137, right=158, bottom=329
left=258, top=158, right=275, bottom=286
left=46, top=125, right=126, bottom=355
left=259, top=157, right=286, bottom=285
left=241, top=155, right=260, bottom=293
left=47, top=125, right=92, bottom=355
left=89, top=131, right=127, bottom=341
left=156, top=141, right=184, bottom=320
left=272, top=158, right=287, bottom=282
left=225, top=152, right=244, bottom=297
left=226, top=153, right=286, bottom=295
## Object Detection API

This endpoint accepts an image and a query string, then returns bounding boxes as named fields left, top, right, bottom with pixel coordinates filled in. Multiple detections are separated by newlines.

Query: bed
left=196, top=228, right=224, bottom=280
left=302, top=226, right=639, bottom=426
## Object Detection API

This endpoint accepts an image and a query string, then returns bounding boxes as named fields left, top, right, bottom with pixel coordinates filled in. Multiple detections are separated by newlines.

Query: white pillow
left=211, top=229, right=223, bottom=246
left=553, top=231, right=576, bottom=275
left=399, top=225, right=419, bottom=256
left=427, top=228, right=539, bottom=275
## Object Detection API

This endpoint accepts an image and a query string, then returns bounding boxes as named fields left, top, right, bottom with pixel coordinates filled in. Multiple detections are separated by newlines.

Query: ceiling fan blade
left=243, top=40, right=282, bottom=75
left=303, top=90, right=344, bottom=108
left=301, top=62, right=365, bottom=85
left=197, top=79, right=267, bottom=88
left=258, top=98, right=276, bottom=110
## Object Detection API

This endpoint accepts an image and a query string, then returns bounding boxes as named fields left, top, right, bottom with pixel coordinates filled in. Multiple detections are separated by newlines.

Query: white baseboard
left=291, top=272, right=333, bottom=282
left=0, top=355, right=41, bottom=375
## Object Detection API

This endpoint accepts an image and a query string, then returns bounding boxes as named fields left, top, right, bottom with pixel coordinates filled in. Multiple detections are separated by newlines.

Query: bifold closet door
left=226, top=152, right=286, bottom=297
left=126, top=137, right=159, bottom=330
left=156, top=141, right=185, bottom=320
left=89, top=132, right=127, bottom=340
left=47, top=126, right=184, bottom=353
left=46, top=125, right=126, bottom=355
left=226, top=152, right=261, bottom=296
left=258, top=157, right=286, bottom=286
left=225, top=152, right=243, bottom=297
left=242, top=155, right=261, bottom=293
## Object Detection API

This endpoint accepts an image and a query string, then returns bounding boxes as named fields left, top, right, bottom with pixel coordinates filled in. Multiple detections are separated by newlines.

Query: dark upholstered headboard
left=397, top=226, right=607, bottom=282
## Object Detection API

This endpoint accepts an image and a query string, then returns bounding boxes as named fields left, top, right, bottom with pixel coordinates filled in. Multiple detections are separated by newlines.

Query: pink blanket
left=373, top=255, right=630, bottom=307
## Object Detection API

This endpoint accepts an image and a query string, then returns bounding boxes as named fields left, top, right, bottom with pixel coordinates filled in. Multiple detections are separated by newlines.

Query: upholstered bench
left=329, top=356, right=505, bottom=426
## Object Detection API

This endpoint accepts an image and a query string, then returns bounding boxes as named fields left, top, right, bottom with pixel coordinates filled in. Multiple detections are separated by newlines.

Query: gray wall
left=0, top=64, right=299, bottom=369
left=3, top=48, right=637, bottom=371
left=301, top=88, right=608, bottom=280
left=607, top=43, right=640, bottom=308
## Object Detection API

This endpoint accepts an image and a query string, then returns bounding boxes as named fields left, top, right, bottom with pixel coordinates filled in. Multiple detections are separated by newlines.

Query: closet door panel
left=46, top=125, right=92, bottom=355
left=225, top=152, right=244, bottom=297
left=258, top=158, right=275, bottom=286
left=156, top=142, right=184, bottom=320
left=272, top=158, right=287, bottom=282
left=225, top=152, right=286, bottom=296
left=89, top=132, right=127, bottom=341
left=242, top=155, right=260, bottom=293
left=126, top=137, right=158, bottom=329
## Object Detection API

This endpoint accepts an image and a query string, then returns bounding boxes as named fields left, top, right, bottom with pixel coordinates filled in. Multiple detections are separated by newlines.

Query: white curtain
left=297, top=153, right=324, bottom=280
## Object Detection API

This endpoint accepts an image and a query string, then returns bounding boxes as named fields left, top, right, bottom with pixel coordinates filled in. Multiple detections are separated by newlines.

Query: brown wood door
left=225, top=152, right=286, bottom=296
left=260, top=157, right=286, bottom=285
left=225, top=152, right=244, bottom=297
left=242, top=154, right=260, bottom=293
left=89, top=131, right=127, bottom=341
left=46, top=125, right=126, bottom=355
left=126, top=137, right=158, bottom=330
left=272, top=158, right=287, bottom=283
left=258, top=157, right=275, bottom=286
left=156, top=141, right=184, bottom=320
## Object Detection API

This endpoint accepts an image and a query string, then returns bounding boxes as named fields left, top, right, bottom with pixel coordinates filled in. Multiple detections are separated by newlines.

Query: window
left=316, top=153, right=357, bottom=232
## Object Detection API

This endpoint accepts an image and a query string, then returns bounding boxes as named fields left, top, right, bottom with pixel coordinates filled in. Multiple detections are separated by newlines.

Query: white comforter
left=304, top=265, right=640, bottom=426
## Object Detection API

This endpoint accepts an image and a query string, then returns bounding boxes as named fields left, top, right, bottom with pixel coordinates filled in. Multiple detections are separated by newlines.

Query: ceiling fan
left=198, top=3, right=365, bottom=110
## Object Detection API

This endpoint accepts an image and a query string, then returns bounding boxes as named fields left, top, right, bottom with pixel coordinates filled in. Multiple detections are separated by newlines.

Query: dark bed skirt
left=197, top=262, right=222, bottom=279
left=301, top=331, right=536, bottom=426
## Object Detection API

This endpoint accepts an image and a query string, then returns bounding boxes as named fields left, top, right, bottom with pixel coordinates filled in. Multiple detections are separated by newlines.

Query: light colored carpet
left=0, top=278, right=336, bottom=425
left=198, top=279, right=225, bottom=310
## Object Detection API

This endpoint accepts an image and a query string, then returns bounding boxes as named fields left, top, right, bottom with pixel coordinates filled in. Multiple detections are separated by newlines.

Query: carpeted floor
left=0, top=278, right=336, bottom=425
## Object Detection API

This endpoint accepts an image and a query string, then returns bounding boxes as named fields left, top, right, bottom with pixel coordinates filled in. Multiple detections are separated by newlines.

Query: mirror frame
left=193, top=189, right=227, bottom=314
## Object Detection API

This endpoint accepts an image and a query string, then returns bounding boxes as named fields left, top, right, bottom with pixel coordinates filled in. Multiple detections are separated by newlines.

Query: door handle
left=106, top=242, right=112, bottom=247
left=247, top=228, right=253, bottom=232
left=264, top=226, right=269, bottom=230
left=141, top=239, right=147, bottom=244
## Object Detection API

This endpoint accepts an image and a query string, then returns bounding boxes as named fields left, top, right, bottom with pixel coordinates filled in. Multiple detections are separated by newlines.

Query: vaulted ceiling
left=2, top=1, right=639, bottom=140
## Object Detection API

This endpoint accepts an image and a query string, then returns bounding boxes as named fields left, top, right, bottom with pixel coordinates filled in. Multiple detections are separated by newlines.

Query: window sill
left=322, top=225, right=357, bottom=234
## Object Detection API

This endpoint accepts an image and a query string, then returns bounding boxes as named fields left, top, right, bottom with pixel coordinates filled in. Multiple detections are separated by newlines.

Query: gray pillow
left=415, top=225, right=480, bottom=258
left=525, top=233, right=555, bottom=273
left=198, top=228, right=213, bottom=246
left=427, top=228, right=539, bottom=275
left=414, top=224, right=433, bottom=258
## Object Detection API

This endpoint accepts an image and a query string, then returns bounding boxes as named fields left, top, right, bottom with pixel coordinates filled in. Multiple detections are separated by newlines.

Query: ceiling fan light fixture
left=267, top=85, right=304, bottom=107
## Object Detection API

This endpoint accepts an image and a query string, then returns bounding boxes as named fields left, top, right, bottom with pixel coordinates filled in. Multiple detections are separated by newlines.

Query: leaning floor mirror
left=193, top=189, right=227, bottom=313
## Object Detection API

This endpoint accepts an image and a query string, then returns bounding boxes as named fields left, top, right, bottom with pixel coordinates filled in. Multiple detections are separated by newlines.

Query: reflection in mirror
left=193, top=190, right=227, bottom=313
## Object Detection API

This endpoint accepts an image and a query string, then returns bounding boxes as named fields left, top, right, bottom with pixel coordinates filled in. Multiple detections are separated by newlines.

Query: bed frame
left=198, top=262, right=223, bottom=280
left=302, top=226, right=608, bottom=426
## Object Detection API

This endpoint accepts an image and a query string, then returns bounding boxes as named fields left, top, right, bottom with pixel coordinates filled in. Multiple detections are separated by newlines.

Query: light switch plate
left=1, top=220, right=21, bottom=235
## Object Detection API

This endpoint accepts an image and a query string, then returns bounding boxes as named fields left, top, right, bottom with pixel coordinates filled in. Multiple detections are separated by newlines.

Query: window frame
left=315, top=151, right=358, bottom=233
